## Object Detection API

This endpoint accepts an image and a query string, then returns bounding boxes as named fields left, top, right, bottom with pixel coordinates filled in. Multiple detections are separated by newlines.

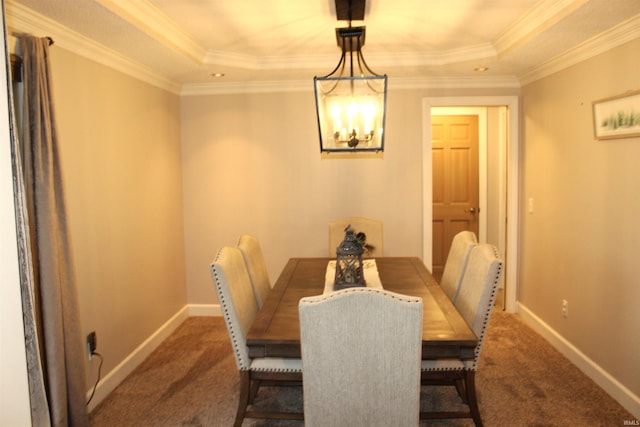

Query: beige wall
left=180, top=86, right=518, bottom=304
left=181, top=89, right=421, bottom=303
left=49, top=47, right=187, bottom=384
left=520, top=39, right=640, bottom=397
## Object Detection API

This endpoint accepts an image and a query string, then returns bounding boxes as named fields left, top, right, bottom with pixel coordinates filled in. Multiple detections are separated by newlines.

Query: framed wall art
left=592, top=89, right=640, bottom=140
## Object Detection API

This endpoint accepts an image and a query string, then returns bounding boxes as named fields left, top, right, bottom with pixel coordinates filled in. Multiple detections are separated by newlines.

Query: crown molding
left=181, top=75, right=521, bottom=96
left=362, top=43, right=496, bottom=68
left=181, top=80, right=311, bottom=96
left=390, top=75, right=521, bottom=90
left=434, top=43, right=497, bottom=65
left=203, top=42, right=498, bottom=71
left=5, top=1, right=181, bottom=94
left=519, top=14, right=640, bottom=85
left=203, top=50, right=339, bottom=71
left=95, top=0, right=207, bottom=64
left=494, top=0, right=589, bottom=57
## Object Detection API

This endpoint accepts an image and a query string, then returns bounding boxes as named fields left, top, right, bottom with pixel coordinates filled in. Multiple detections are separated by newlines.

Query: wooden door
left=432, top=115, right=479, bottom=282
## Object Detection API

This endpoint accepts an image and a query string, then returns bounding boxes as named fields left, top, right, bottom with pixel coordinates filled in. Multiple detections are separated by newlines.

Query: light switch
left=528, top=197, right=534, bottom=214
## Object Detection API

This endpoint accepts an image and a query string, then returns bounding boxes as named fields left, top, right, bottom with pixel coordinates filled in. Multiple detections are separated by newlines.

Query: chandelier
left=314, top=4, right=387, bottom=153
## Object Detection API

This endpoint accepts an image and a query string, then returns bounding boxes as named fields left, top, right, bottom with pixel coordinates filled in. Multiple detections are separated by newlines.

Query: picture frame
left=592, top=90, right=640, bottom=140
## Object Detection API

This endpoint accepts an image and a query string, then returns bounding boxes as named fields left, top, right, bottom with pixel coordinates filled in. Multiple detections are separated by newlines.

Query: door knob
left=466, top=207, right=477, bottom=214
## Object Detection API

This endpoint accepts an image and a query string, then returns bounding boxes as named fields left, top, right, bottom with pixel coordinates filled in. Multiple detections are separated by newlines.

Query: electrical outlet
left=87, top=331, right=97, bottom=359
left=562, top=299, right=569, bottom=318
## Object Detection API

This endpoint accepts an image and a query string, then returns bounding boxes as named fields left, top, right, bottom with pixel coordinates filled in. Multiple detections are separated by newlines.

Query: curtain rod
left=10, top=36, right=55, bottom=82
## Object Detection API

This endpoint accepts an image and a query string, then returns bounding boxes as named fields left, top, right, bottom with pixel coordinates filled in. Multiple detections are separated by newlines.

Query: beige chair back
left=328, top=216, right=383, bottom=258
left=237, top=234, right=271, bottom=309
left=210, top=246, right=259, bottom=370
left=455, top=243, right=503, bottom=369
left=299, top=288, right=422, bottom=427
left=440, top=231, right=478, bottom=303
left=420, top=244, right=502, bottom=424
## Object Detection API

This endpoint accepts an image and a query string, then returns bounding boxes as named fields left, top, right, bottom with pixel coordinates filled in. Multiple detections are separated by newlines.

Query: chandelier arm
left=356, top=50, right=382, bottom=77
left=317, top=56, right=347, bottom=96
left=318, top=44, right=347, bottom=79
left=349, top=35, right=355, bottom=78
left=323, top=77, right=341, bottom=95
left=363, top=77, right=384, bottom=94
left=349, top=37, right=355, bottom=94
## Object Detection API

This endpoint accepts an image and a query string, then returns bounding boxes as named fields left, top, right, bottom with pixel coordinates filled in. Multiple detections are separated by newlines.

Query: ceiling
left=5, top=0, right=640, bottom=93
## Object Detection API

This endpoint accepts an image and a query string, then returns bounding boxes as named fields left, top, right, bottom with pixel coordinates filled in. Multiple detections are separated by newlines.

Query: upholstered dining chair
left=299, top=288, right=423, bottom=427
left=328, top=216, right=383, bottom=258
left=440, top=230, right=478, bottom=303
left=421, top=244, right=503, bottom=427
left=210, top=247, right=302, bottom=427
left=237, top=234, right=272, bottom=309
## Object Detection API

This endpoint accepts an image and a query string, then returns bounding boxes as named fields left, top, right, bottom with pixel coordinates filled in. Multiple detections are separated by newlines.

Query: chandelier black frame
left=314, top=24, right=387, bottom=153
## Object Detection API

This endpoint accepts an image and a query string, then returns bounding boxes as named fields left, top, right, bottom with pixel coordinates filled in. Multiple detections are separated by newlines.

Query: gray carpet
left=89, top=307, right=634, bottom=426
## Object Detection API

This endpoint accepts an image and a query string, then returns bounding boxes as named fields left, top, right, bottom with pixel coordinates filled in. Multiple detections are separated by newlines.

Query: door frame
left=422, top=96, right=519, bottom=313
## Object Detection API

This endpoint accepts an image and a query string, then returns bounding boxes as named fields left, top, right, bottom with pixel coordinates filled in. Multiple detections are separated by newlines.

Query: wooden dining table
left=246, top=257, right=477, bottom=360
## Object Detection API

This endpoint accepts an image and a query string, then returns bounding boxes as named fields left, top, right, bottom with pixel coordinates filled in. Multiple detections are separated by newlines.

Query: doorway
left=422, top=96, right=519, bottom=312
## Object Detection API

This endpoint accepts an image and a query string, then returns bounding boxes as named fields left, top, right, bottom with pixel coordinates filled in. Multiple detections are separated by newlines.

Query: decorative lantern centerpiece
left=334, top=225, right=366, bottom=290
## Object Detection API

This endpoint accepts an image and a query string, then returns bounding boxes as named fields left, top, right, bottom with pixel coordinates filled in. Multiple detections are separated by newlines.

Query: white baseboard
left=188, top=304, right=222, bottom=317
left=89, top=301, right=640, bottom=420
left=518, top=303, right=640, bottom=419
left=86, top=304, right=221, bottom=411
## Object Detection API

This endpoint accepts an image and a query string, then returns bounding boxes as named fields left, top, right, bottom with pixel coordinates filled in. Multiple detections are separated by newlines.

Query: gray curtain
left=16, top=34, right=88, bottom=427
left=5, top=17, right=50, bottom=426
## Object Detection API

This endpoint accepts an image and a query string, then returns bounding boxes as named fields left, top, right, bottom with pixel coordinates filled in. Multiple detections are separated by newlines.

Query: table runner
left=323, top=259, right=383, bottom=294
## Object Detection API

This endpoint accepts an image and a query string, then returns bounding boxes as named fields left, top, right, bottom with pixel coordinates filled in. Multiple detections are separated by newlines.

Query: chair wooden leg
left=455, top=378, right=467, bottom=403
left=248, top=379, right=260, bottom=403
left=464, top=370, right=483, bottom=427
left=234, top=371, right=251, bottom=427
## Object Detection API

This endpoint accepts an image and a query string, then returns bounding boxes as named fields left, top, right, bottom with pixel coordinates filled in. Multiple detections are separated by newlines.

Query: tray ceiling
left=5, top=0, right=640, bottom=93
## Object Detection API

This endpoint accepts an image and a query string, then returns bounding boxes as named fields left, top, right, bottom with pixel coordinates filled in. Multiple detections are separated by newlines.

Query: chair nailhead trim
left=423, top=246, right=504, bottom=373
left=469, top=247, right=503, bottom=370
left=213, top=249, right=249, bottom=370
left=302, top=287, right=422, bottom=305
left=252, top=367, right=301, bottom=373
